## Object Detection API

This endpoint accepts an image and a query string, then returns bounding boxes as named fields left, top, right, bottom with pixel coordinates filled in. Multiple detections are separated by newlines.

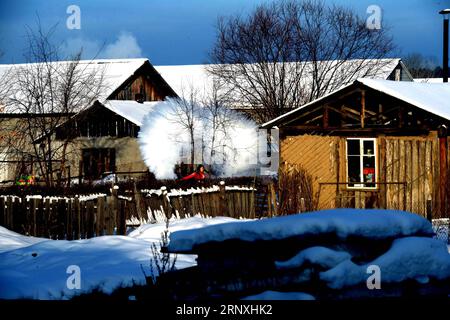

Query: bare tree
left=403, top=53, right=438, bottom=79
left=200, top=80, right=235, bottom=167
left=1, top=23, right=105, bottom=186
left=167, top=85, right=201, bottom=168
left=208, top=0, right=395, bottom=123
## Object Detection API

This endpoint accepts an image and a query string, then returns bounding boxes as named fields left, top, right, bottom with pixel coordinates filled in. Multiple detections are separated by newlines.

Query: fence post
left=32, top=198, right=38, bottom=236
left=118, top=200, right=126, bottom=235
left=133, top=182, right=144, bottom=220
left=112, top=185, right=119, bottom=235
left=74, top=197, right=80, bottom=239
left=6, top=197, right=13, bottom=230
left=0, top=197, right=4, bottom=228
left=219, top=181, right=227, bottom=216
left=160, top=186, right=172, bottom=219
left=438, top=125, right=448, bottom=218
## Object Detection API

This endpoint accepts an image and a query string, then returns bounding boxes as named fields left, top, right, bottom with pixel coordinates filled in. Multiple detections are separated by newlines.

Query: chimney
left=440, top=9, right=450, bottom=83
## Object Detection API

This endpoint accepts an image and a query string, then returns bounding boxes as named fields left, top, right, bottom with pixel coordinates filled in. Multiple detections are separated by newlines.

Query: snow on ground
left=168, top=209, right=433, bottom=252
left=0, top=216, right=236, bottom=300
left=128, top=216, right=236, bottom=242
left=242, top=290, right=315, bottom=300
left=319, top=237, right=450, bottom=290
left=0, top=226, right=48, bottom=254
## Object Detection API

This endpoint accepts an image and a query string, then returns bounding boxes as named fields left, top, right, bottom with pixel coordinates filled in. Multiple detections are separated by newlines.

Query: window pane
left=363, top=140, right=375, bottom=155
left=363, top=156, right=376, bottom=187
left=347, top=156, right=361, bottom=186
left=347, top=140, right=360, bottom=155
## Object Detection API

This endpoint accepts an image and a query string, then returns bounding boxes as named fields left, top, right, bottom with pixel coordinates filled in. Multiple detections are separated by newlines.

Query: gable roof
left=357, top=78, right=450, bottom=121
left=261, top=78, right=450, bottom=128
left=0, top=58, right=150, bottom=113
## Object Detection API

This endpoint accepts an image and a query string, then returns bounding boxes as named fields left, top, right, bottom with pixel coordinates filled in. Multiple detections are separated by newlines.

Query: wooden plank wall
left=280, top=133, right=443, bottom=218
left=382, top=136, right=438, bottom=217
left=281, top=134, right=339, bottom=209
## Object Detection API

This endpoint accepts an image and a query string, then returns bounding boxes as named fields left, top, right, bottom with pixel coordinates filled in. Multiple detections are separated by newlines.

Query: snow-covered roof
left=155, top=58, right=404, bottom=102
left=154, top=64, right=213, bottom=99
left=102, top=100, right=161, bottom=126
left=0, top=58, right=148, bottom=113
left=357, top=78, right=450, bottom=121
left=414, top=78, right=446, bottom=83
left=262, top=78, right=450, bottom=128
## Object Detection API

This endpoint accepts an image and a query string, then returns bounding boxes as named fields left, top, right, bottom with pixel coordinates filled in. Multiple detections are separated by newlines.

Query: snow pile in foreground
left=275, top=238, right=450, bottom=290
left=242, top=290, right=315, bottom=300
left=168, top=209, right=450, bottom=298
left=0, top=216, right=235, bottom=300
left=168, top=209, right=433, bottom=252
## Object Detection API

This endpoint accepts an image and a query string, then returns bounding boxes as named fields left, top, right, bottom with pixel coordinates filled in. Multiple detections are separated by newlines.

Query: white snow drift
left=0, top=216, right=235, bottom=300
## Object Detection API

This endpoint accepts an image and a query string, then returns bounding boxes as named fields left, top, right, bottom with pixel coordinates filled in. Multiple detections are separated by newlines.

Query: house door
left=82, top=148, right=116, bottom=179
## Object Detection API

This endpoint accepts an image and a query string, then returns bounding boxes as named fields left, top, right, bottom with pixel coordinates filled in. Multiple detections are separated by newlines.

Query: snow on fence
left=141, top=183, right=256, bottom=221
left=0, top=193, right=134, bottom=239
left=0, top=183, right=258, bottom=238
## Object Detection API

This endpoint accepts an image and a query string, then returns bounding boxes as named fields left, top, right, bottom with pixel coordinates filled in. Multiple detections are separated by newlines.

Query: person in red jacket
left=181, top=164, right=208, bottom=181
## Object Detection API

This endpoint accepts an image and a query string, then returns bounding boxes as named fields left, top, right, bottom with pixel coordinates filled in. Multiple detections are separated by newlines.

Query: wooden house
left=261, top=79, right=450, bottom=218
left=0, top=58, right=175, bottom=184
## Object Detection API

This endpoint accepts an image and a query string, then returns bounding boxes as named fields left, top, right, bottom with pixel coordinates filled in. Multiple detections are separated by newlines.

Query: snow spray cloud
left=138, top=98, right=278, bottom=179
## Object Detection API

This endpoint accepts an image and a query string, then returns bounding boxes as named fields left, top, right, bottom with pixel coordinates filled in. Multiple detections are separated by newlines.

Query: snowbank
left=319, top=237, right=450, bottom=289
left=168, top=209, right=433, bottom=252
left=0, top=216, right=236, bottom=300
left=0, top=226, right=48, bottom=254
left=128, top=216, right=236, bottom=242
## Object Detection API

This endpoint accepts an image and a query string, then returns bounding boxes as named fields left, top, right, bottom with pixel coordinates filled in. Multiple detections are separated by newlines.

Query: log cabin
left=261, top=78, right=450, bottom=219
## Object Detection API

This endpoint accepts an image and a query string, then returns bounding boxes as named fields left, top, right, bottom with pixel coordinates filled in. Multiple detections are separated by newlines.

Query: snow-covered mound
left=318, top=237, right=450, bottom=289
left=165, top=209, right=449, bottom=299
left=0, top=216, right=236, bottom=300
left=273, top=238, right=450, bottom=290
left=168, top=209, right=433, bottom=252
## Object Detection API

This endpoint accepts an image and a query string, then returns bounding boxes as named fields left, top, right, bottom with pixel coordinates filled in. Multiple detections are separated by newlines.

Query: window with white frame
left=346, top=138, right=377, bottom=189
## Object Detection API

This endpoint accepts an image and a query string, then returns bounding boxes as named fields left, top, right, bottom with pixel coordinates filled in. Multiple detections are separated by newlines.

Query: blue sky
left=0, top=0, right=448, bottom=66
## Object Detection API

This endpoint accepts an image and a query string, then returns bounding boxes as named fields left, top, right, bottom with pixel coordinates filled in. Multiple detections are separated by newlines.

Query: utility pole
left=439, top=9, right=449, bottom=82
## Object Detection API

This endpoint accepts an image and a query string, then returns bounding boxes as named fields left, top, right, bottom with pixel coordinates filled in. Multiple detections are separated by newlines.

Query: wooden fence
left=0, top=193, right=135, bottom=239
left=0, top=184, right=258, bottom=238
left=141, top=184, right=256, bottom=220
